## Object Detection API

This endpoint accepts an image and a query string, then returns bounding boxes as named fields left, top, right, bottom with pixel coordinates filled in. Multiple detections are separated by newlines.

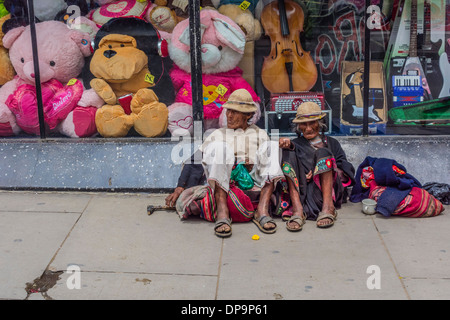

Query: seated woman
left=277, top=102, right=355, bottom=230
left=200, top=89, right=284, bottom=237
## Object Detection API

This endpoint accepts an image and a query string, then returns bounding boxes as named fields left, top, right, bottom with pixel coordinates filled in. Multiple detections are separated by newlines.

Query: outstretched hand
left=165, top=186, right=185, bottom=208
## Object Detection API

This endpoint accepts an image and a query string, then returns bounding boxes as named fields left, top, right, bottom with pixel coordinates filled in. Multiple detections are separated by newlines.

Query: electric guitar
left=439, top=0, right=450, bottom=97
left=419, top=0, right=443, bottom=98
left=403, top=0, right=432, bottom=99
left=439, top=43, right=450, bottom=97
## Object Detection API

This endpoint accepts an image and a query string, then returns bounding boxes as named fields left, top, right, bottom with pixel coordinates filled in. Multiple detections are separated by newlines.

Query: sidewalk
left=0, top=190, right=449, bottom=300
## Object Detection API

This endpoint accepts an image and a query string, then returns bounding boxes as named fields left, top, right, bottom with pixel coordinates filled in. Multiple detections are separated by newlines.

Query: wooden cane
left=147, top=205, right=176, bottom=215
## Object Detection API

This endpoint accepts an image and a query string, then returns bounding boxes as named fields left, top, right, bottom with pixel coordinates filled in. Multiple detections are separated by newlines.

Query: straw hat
left=223, top=89, right=258, bottom=113
left=292, top=101, right=326, bottom=123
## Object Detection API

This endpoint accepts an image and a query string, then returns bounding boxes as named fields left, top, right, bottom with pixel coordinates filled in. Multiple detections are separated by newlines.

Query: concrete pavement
left=0, top=190, right=449, bottom=301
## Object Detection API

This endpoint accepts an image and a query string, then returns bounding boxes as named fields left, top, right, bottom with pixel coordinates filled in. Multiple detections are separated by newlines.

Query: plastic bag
left=423, top=182, right=450, bottom=205
left=230, top=163, right=254, bottom=190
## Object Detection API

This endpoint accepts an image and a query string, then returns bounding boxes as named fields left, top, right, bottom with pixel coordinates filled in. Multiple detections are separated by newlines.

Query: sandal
left=286, top=215, right=305, bottom=232
left=316, top=209, right=337, bottom=228
left=214, top=218, right=232, bottom=238
left=252, top=215, right=277, bottom=234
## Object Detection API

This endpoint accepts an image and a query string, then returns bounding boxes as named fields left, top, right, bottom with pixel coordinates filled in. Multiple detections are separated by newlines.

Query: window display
left=384, top=0, right=450, bottom=130
left=0, top=0, right=448, bottom=139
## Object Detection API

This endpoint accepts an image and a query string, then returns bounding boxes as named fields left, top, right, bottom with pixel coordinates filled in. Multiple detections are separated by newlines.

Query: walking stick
left=147, top=205, right=176, bottom=215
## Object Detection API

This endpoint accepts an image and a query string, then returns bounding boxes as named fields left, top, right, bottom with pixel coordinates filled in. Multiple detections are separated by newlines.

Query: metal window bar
left=363, top=0, right=372, bottom=136
left=27, top=0, right=46, bottom=139
left=189, top=0, right=204, bottom=127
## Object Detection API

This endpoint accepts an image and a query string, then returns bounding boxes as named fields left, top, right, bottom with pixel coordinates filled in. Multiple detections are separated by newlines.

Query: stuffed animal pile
left=0, top=0, right=266, bottom=138
left=167, top=8, right=261, bottom=136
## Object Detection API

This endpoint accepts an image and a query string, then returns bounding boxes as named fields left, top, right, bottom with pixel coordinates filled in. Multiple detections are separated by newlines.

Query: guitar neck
left=424, top=0, right=431, bottom=44
left=353, top=83, right=364, bottom=108
left=278, top=0, right=290, bottom=36
left=409, top=0, right=418, bottom=57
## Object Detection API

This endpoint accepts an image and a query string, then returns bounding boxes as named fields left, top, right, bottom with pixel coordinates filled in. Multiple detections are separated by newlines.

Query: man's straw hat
left=292, top=101, right=326, bottom=123
left=223, top=89, right=258, bottom=113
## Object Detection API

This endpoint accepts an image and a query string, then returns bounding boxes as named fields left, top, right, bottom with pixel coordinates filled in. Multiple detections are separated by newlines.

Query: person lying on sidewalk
left=277, top=102, right=355, bottom=231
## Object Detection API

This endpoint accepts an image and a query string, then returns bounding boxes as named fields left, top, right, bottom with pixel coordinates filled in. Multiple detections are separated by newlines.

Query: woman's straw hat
left=223, top=89, right=258, bottom=113
left=292, top=101, right=326, bottom=123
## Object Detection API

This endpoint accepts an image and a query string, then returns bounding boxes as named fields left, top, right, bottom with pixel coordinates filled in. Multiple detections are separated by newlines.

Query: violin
left=261, top=0, right=317, bottom=93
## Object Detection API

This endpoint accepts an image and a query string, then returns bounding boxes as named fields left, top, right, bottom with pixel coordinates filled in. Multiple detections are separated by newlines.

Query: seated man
left=200, top=89, right=284, bottom=237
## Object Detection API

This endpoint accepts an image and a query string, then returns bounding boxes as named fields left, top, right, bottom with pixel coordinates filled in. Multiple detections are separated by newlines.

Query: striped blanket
left=369, top=182, right=444, bottom=218
left=175, top=184, right=256, bottom=223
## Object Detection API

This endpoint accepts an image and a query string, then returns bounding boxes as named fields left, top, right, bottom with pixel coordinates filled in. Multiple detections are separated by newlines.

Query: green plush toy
left=0, top=0, right=8, bottom=19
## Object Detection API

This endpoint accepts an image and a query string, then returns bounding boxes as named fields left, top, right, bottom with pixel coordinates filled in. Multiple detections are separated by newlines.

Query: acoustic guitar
left=261, top=0, right=317, bottom=93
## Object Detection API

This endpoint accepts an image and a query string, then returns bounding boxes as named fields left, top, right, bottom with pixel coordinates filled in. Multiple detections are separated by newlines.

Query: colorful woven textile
left=369, top=182, right=444, bottom=218
left=176, top=184, right=255, bottom=223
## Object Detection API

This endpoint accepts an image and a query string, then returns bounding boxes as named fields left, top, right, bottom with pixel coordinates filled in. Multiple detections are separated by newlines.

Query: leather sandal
left=214, top=218, right=232, bottom=238
left=286, top=215, right=306, bottom=232
left=316, top=209, right=337, bottom=228
left=252, top=215, right=277, bottom=234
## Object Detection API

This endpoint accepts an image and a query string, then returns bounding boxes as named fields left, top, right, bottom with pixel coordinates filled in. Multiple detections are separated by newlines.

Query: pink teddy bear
left=0, top=20, right=103, bottom=137
left=167, top=8, right=261, bottom=136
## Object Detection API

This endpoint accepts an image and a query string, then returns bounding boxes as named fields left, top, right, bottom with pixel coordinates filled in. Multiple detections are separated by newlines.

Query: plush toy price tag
left=145, top=73, right=155, bottom=85
left=215, top=84, right=228, bottom=96
left=67, top=78, right=78, bottom=86
left=239, top=1, right=251, bottom=11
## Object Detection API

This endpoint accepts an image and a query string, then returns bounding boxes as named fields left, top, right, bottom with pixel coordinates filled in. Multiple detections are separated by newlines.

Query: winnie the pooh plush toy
left=0, top=20, right=101, bottom=137
left=0, top=14, right=15, bottom=86
left=89, top=17, right=174, bottom=138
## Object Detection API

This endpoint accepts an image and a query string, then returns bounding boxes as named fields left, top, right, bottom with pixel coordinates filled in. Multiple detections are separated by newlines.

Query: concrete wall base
left=0, top=135, right=448, bottom=191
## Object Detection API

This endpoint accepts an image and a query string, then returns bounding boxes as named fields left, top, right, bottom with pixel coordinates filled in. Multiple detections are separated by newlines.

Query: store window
left=0, top=0, right=448, bottom=140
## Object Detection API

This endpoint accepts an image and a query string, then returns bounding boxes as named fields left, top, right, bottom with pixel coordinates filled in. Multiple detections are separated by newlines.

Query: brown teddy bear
left=89, top=17, right=174, bottom=138
left=0, top=14, right=15, bottom=86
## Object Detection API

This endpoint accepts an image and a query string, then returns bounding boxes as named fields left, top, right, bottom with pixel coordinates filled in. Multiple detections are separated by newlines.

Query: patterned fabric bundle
left=351, top=157, right=445, bottom=218
left=369, top=183, right=444, bottom=218
left=175, top=184, right=255, bottom=223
